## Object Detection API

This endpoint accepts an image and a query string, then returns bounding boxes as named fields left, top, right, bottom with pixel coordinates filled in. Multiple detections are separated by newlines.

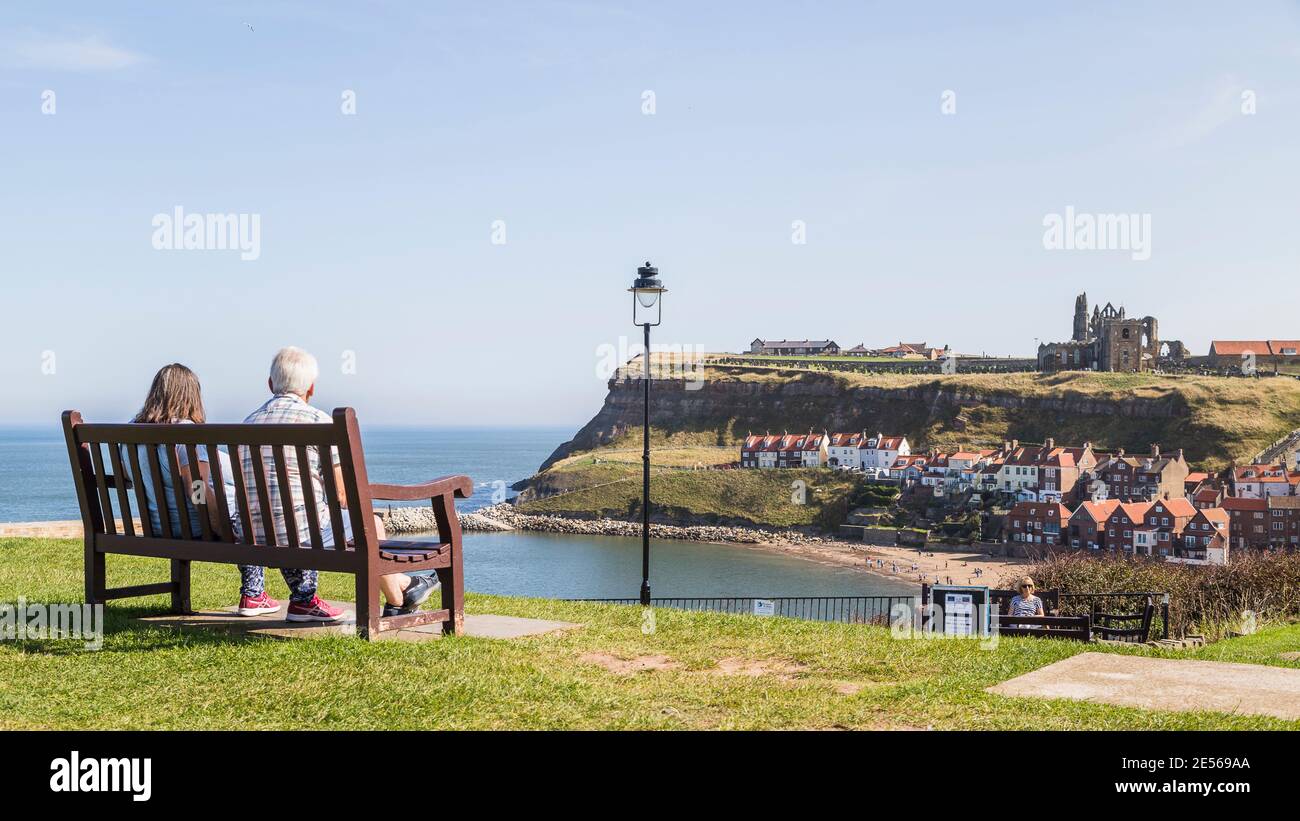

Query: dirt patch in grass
left=578, top=652, right=683, bottom=675
left=710, top=657, right=809, bottom=680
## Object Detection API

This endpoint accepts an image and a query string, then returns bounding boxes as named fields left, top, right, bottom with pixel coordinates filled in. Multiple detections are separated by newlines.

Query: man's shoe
left=401, top=574, right=440, bottom=610
left=285, top=595, right=346, bottom=622
left=237, top=592, right=281, bottom=616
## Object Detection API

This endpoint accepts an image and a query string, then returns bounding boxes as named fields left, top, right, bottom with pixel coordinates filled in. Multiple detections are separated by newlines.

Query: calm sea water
left=0, top=425, right=909, bottom=598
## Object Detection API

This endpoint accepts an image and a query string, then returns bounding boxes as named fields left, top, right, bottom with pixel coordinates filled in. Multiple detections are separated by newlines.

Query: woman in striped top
left=1008, top=577, right=1045, bottom=617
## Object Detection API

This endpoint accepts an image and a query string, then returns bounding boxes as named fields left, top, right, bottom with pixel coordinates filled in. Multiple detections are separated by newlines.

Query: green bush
left=1005, top=551, right=1300, bottom=641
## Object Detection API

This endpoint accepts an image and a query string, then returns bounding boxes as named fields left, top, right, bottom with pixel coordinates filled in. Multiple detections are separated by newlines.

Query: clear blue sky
left=2, top=1, right=1298, bottom=426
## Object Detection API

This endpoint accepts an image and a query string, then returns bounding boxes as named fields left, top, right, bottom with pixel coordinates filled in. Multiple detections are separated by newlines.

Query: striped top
left=1009, top=594, right=1042, bottom=617
left=240, top=393, right=341, bottom=547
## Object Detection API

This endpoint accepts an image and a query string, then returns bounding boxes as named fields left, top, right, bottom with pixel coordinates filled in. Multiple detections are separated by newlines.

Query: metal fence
left=569, top=595, right=915, bottom=624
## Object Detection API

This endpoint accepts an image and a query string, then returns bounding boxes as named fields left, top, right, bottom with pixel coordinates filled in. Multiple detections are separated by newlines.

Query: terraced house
left=1006, top=501, right=1071, bottom=545
left=1089, top=445, right=1189, bottom=502
left=859, top=434, right=910, bottom=475
left=826, top=431, right=866, bottom=469
left=1230, top=463, right=1300, bottom=499
left=1171, top=507, right=1230, bottom=564
left=1131, top=497, right=1197, bottom=558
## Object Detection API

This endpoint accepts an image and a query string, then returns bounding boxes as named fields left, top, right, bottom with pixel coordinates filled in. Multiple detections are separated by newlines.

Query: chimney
left=1176, top=448, right=1184, bottom=462
left=1117, top=448, right=1125, bottom=458
left=1151, top=443, right=1160, bottom=458
left=1003, top=440, right=1012, bottom=452
left=1011, top=439, right=1019, bottom=450
left=1045, top=437, right=1055, bottom=449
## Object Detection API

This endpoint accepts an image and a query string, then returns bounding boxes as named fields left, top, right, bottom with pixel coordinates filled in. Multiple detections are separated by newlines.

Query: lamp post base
left=639, top=581, right=651, bottom=607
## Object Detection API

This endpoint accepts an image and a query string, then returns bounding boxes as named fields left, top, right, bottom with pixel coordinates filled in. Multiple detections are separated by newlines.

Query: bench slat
left=250, top=445, right=277, bottom=546
left=77, top=422, right=336, bottom=446
left=145, top=445, right=174, bottom=538
left=296, top=444, right=324, bottom=549
left=88, top=442, right=116, bottom=536
left=107, top=443, right=136, bottom=537
left=185, top=444, right=214, bottom=541
left=319, top=446, right=347, bottom=549
left=165, top=443, right=195, bottom=541
left=205, top=444, right=235, bottom=543
left=227, top=444, right=254, bottom=545
left=95, top=533, right=361, bottom=572
left=126, top=445, right=155, bottom=538
left=272, top=445, right=299, bottom=549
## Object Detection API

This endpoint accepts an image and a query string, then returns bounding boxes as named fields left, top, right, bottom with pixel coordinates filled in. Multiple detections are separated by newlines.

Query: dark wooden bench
left=1091, top=597, right=1155, bottom=643
left=993, top=613, right=1092, bottom=641
left=62, top=407, right=471, bottom=640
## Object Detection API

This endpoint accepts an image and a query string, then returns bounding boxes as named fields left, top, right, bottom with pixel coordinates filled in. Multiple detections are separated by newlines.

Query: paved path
left=141, top=603, right=581, bottom=643
left=988, top=652, right=1300, bottom=721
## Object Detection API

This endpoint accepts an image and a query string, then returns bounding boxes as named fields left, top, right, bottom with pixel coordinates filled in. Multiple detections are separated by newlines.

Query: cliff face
left=533, top=366, right=1256, bottom=475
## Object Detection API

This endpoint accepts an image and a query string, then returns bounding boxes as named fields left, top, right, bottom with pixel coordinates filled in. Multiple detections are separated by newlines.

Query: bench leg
left=85, top=545, right=105, bottom=605
left=170, top=559, right=192, bottom=614
left=437, top=560, right=464, bottom=636
left=355, top=572, right=379, bottom=641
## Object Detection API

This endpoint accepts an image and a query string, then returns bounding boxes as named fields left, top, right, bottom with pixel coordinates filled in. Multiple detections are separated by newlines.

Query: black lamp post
left=629, top=261, right=665, bottom=606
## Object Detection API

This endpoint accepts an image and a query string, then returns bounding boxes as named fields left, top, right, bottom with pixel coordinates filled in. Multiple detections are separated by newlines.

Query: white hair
left=269, top=346, right=319, bottom=396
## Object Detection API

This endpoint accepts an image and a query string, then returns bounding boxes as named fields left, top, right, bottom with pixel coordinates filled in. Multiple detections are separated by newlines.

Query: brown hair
left=132, top=364, right=207, bottom=424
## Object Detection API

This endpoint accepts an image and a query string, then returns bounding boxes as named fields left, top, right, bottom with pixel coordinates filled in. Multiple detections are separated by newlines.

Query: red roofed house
left=1230, top=463, right=1300, bottom=499
left=859, top=433, right=910, bottom=475
left=1106, top=501, right=1154, bottom=553
left=889, top=455, right=928, bottom=483
left=1209, top=340, right=1300, bottom=370
left=800, top=431, right=829, bottom=467
left=1132, top=497, right=1196, bottom=557
left=1089, top=444, right=1189, bottom=502
left=826, top=431, right=866, bottom=469
left=1006, top=501, right=1071, bottom=545
left=1223, top=496, right=1269, bottom=551
left=1068, top=499, right=1121, bottom=549
left=1265, top=496, right=1300, bottom=549
left=777, top=433, right=806, bottom=468
left=1170, top=507, right=1230, bottom=564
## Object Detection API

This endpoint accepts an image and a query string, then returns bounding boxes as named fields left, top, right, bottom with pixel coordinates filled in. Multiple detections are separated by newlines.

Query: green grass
left=2, top=537, right=1297, bottom=729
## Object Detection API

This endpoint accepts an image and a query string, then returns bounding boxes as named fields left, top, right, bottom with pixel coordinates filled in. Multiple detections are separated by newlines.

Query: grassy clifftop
left=517, top=367, right=1300, bottom=528
left=541, top=365, right=1300, bottom=473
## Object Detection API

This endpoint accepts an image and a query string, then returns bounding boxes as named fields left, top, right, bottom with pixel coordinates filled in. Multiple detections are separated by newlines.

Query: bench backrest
left=62, top=407, right=378, bottom=564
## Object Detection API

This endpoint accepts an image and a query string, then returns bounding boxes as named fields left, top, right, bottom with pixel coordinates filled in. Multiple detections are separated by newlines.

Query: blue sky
left=2, top=1, right=1299, bottom=426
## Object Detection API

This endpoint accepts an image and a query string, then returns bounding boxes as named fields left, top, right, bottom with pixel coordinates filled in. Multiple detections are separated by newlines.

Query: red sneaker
left=237, top=592, right=281, bottom=617
left=286, top=596, right=346, bottom=623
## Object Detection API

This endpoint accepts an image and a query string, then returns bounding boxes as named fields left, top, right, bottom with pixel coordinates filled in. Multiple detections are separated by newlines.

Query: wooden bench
left=993, top=613, right=1092, bottom=641
left=1091, top=597, right=1155, bottom=643
left=61, top=407, right=471, bottom=640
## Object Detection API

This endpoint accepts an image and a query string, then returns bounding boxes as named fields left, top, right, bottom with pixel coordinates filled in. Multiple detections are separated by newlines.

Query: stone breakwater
left=378, top=503, right=842, bottom=547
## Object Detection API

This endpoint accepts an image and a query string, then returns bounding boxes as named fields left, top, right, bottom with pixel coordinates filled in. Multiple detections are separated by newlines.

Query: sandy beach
left=0, top=517, right=1029, bottom=590
left=740, top=536, right=1029, bottom=588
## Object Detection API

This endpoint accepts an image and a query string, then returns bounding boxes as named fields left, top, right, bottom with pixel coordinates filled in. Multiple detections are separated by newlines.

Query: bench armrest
left=369, top=475, right=473, bottom=502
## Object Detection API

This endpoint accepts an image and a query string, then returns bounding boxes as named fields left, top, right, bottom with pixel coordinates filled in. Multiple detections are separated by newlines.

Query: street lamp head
left=629, top=260, right=666, bottom=325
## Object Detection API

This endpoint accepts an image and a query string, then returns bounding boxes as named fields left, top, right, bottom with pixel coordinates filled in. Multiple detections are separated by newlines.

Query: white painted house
left=827, top=432, right=866, bottom=470
left=859, top=434, right=910, bottom=474
left=801, top=432, right=829, bottom=467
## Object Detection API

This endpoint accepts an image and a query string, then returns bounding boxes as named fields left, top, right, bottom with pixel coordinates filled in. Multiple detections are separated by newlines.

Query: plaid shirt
left=241, top=393, right=341, bottom=547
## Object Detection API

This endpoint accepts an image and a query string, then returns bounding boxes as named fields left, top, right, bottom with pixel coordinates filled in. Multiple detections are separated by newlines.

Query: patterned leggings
left=239, top=565, right=317, bottom=604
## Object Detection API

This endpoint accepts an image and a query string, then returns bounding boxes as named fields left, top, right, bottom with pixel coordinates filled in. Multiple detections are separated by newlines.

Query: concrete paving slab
left=139, top=601, right=581, bottom=642
left=988, top=651, right=1300, bottom=720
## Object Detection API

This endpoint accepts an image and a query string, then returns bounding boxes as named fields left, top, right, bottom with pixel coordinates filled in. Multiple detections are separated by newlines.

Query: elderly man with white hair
left=236, top=346, right=436, bottom=622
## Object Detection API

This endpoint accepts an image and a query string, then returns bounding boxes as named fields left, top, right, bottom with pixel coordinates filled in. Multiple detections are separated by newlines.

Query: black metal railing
left=568, top=595, right=915, bottom=625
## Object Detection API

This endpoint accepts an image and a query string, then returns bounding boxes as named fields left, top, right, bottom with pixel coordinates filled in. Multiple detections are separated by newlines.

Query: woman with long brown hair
left=125, top=364, right=278, bottom=616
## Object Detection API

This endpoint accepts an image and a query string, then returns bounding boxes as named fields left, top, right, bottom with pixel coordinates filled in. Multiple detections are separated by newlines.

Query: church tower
left=1072, top=292, right=1089, bottom=341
